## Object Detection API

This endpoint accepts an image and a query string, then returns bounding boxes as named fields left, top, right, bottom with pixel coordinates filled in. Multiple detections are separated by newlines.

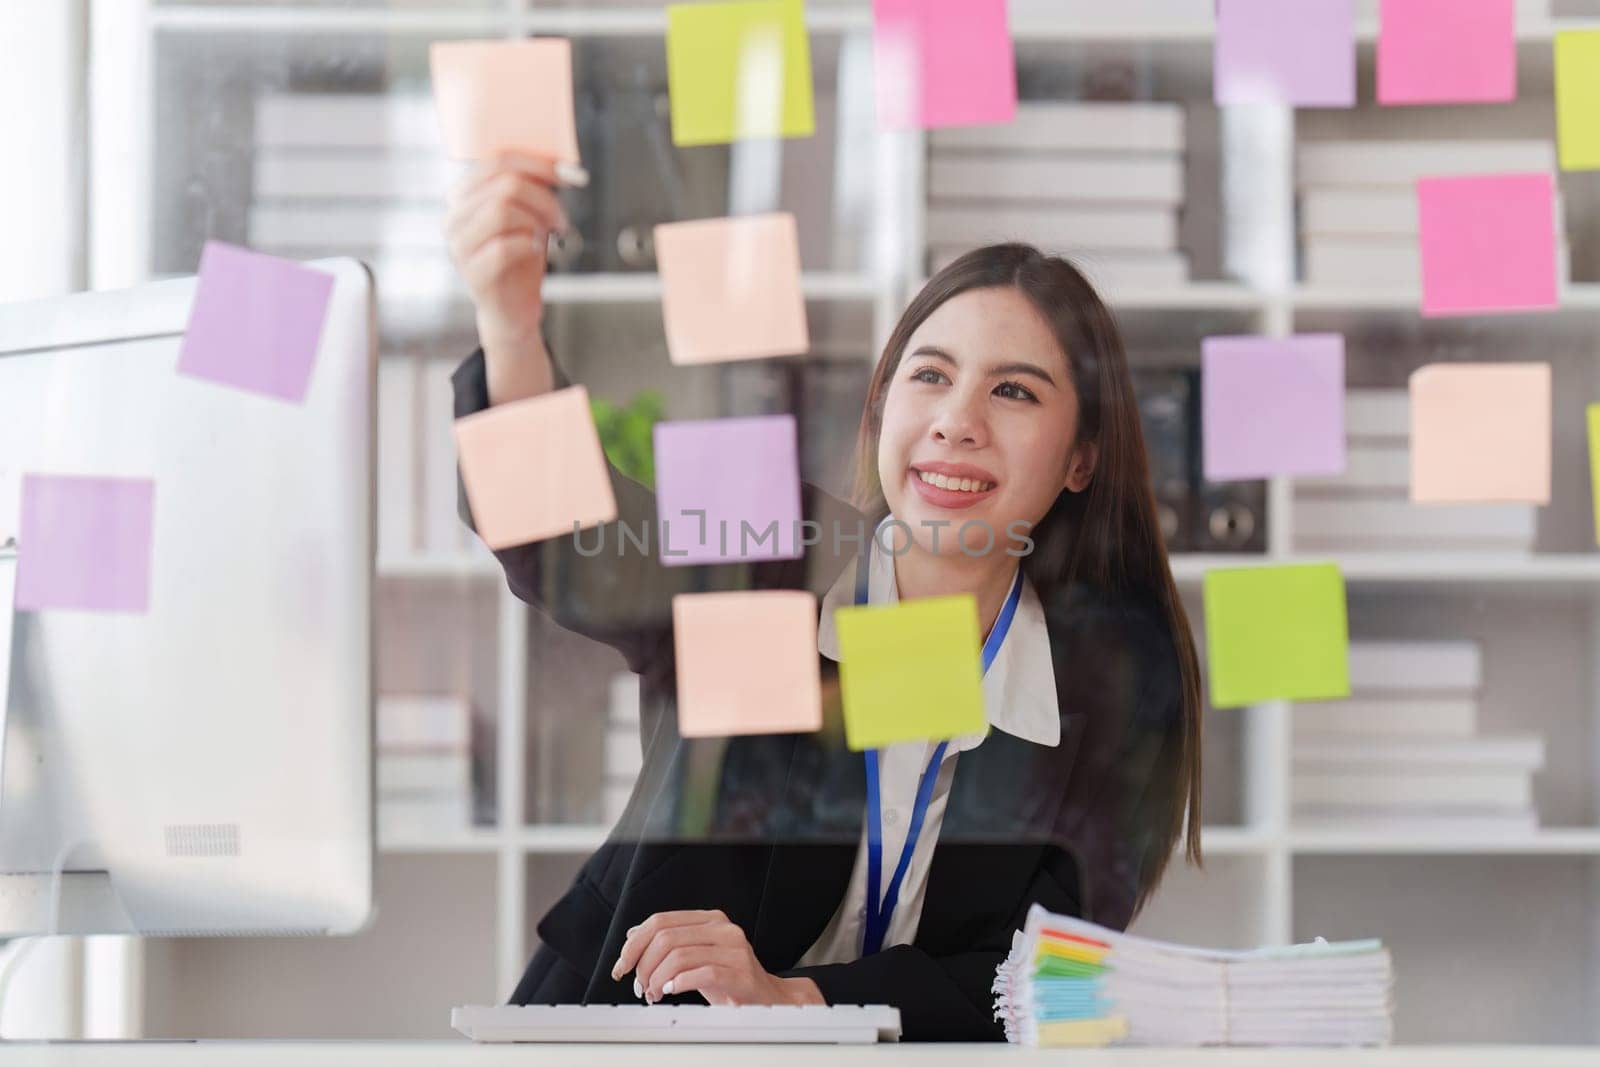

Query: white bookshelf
left=90, top=0, right=1600, bottom=1045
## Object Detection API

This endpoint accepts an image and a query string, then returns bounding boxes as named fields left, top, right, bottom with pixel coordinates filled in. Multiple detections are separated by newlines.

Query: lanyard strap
left=855, top=535, right=1024, bottom=956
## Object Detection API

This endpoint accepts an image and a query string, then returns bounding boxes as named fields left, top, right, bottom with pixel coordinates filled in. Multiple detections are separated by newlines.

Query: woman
left=443, top=154, right=1204, bottom=1041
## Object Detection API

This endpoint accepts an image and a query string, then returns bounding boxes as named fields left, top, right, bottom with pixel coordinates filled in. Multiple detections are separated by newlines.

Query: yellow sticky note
left=666, top=0, right=816, bottom=146
left=1556, top=31, right=1600, bottom=171
left=673, top=591, right=822, bottom=738
left=835, top=594, right=986, bottom=751
left=1588, top=403, right=1600, bottom=545
left=453, top=385, right=617, bottom=550
left=430, top=38, right=582, bottom=164
left=655, top=213, right=809, bottom=364
left=1410, top=363, right=1551, bottom=505
left=1202, top=563, right=1350, bottom=710
left=1036, top=1015, right=1129, bottom=1048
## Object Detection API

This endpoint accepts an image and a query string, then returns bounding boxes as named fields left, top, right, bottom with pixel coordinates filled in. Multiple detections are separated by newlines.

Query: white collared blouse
left=799, top=525, right=1062, bottom=966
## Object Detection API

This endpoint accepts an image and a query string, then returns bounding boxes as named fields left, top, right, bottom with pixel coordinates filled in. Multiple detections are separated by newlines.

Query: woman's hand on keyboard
left=611, top=909, right=824, bottom=1008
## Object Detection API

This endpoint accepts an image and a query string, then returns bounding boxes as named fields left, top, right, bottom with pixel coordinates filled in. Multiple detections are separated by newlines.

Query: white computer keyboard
left=451, top=1003, right=902, bottom=1044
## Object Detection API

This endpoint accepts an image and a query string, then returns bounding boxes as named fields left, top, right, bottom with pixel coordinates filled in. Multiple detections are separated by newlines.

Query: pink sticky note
left=1202, top=334, right=1347, bottom=482
left=1410, top=362, right=1551, bottom=504
left=673, top=590, right=823, bottom=738
left=872, top=0, right=1016, bottom=130
left=1418, top=173, right=1558, bottom=317
left=177, top=241, right=332, bottom=404
left=429, top=38, right=581, bottom=164
left=655, top=213, right=809, bottom=365
left=1378, top=0, right=1515, bottom=105
left=1215, top=0, right=1355, bottom=107
left=453, top=385, right=618, bottom=550
left=654, top=415, right=803, bottom=566
left=16, top=474, right=155, bottom=614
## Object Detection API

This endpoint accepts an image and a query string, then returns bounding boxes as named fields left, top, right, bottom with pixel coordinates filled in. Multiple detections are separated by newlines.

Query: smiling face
left=875, top=285, right=1097, bottom=557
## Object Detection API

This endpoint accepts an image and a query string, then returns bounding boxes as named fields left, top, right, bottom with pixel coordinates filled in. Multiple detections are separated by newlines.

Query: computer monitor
left=0, top=258, right=374, bottom=936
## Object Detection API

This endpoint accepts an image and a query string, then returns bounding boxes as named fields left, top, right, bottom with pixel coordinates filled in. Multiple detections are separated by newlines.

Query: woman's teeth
left=916, top=470, right=994, bottom=493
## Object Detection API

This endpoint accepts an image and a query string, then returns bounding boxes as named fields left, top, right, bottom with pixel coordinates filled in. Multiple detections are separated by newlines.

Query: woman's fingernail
left=633, top=978, right=643, bottom=999
left=663, top=980, right=675, bottom=996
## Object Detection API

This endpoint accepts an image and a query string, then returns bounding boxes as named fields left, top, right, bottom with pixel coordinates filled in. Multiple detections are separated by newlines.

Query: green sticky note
left=1556, top=31, right=1600, bottom=171
left=835, top=594, right=986, bottom=751
left=1589, top=404, right=1600, bottom=545
left=666, top=0, right=816, bottom=146
left=1202, top=563, right=1350, bottom=710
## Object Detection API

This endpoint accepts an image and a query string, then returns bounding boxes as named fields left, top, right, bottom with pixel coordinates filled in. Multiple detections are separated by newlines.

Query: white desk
left=8, top=1044, right=1600, bottom=1067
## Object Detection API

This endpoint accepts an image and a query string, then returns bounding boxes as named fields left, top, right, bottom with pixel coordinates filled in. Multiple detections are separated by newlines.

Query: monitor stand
left=0, top=537, right=14, bottom=809
left=0, top=540, right=134, bottom=938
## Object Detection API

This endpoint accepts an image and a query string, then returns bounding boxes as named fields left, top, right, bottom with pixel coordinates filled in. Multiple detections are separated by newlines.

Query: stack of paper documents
left=993, top=905, right=1393, bottom=1047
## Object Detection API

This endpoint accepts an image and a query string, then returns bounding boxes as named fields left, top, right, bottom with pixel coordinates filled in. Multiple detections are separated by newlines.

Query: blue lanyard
left=855, top=538, right=1024, bottom=957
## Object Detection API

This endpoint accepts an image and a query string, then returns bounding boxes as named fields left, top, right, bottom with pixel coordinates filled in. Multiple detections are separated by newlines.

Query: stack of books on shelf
left=1015, top=0, right=1549, bottom=24
left=1294, top=388, right=1537, bottom=552
left=602, top=671, right=643, bottom=825
left=377, top=354, right=481, bottom=561
left=925, top=101, right=1189, bottom=292
left=993, top=904, right=1393, bottom=1048
left=1297, top=137, right=1566, bottom=290
left=377, top=694, right=480, bottom=840
left=250, top=91, right=461, bottom=326
left=1292, top=640, right=1545, bottom=834
left=1353, top=0, right=1549, bottom=16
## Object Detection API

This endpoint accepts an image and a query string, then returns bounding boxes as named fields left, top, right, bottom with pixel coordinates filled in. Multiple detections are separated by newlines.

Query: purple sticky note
left=873, top=0, right=1017, bottom=130
left=1215, top=0, right=1355, bottom=107
left=1202, top=334, right=1347, bottom=482
left=15, top=474, right=156, bottom=614
left=653, top=415, right=803, bottom=566
left=1378, top=0, right=1515, bottom=106
left=1418, top=173, right=1558, bottom=317
left=177, top=241, right=333, bottom=403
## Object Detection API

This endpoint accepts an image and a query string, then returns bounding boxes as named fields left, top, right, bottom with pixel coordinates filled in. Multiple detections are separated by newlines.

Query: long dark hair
left=848, top=243, right=1205, bottom=896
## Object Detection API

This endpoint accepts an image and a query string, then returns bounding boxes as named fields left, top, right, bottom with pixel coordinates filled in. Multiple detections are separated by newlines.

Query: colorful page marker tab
left=673, top=590, right=823, bottom=738
left=655, top=213, right=809, bottom=365
left=1410, top=363, right=1552, bottom=504
left=1556, top=30, right=1600, bottom=171
left=666, top=0, right=815, bottom=146
left=1588, top=403, right=1600, bottom=545
left=872, top=0, right=1016, bottom=130
left=1202, top=563, right=1350, bottom=710
left=429, top=38, right=582, bottom=164
left=1202, top=333, right=1347, bottom=482
left=1377, top=0, right=1515, bottom=106
left=653, top=415, right=803, bottom=566
left=15, top=474, right=156, bottom=614
left=453, top=385, right=618, bottom=550
left=835, top=594, right=987, bottom=750
left=177, top=241, right=333, bottom=404
left=1214, top=0, right=1355, bottom=107
left=1417, top=174, right=1558, bottom=316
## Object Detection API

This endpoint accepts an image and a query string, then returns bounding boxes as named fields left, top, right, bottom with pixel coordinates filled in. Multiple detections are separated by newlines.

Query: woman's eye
left=996, top=381, right=1038, bottom=403
left=912, top=367, right=946, bottom=385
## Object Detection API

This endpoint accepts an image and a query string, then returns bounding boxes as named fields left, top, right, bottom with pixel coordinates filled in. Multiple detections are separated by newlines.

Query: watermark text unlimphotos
left=570, top=513, right=1035, bottom=558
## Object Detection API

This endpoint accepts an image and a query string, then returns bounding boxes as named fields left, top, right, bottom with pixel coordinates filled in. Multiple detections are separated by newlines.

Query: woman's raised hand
left=610, top=909, right=826, bottom=1007
left=444, top=153, right=570, bottom=354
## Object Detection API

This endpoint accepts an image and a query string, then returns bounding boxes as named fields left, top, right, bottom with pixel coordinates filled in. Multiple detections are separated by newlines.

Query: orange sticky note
left=1410, top=363, right=1551, bottom=504
left=673, top=590, right=823, bottom=738
left=453, top=385, right=617, bottom=550
left=1588, top=403, right=1600, bottom=544
left=655, top=213, right=809, bottom=365
left=429, top=38, right=582, bottom=164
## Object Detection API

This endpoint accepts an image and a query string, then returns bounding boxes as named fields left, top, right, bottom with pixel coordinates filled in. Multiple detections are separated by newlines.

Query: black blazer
left=452, top=347, right=1185, bottom=1042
